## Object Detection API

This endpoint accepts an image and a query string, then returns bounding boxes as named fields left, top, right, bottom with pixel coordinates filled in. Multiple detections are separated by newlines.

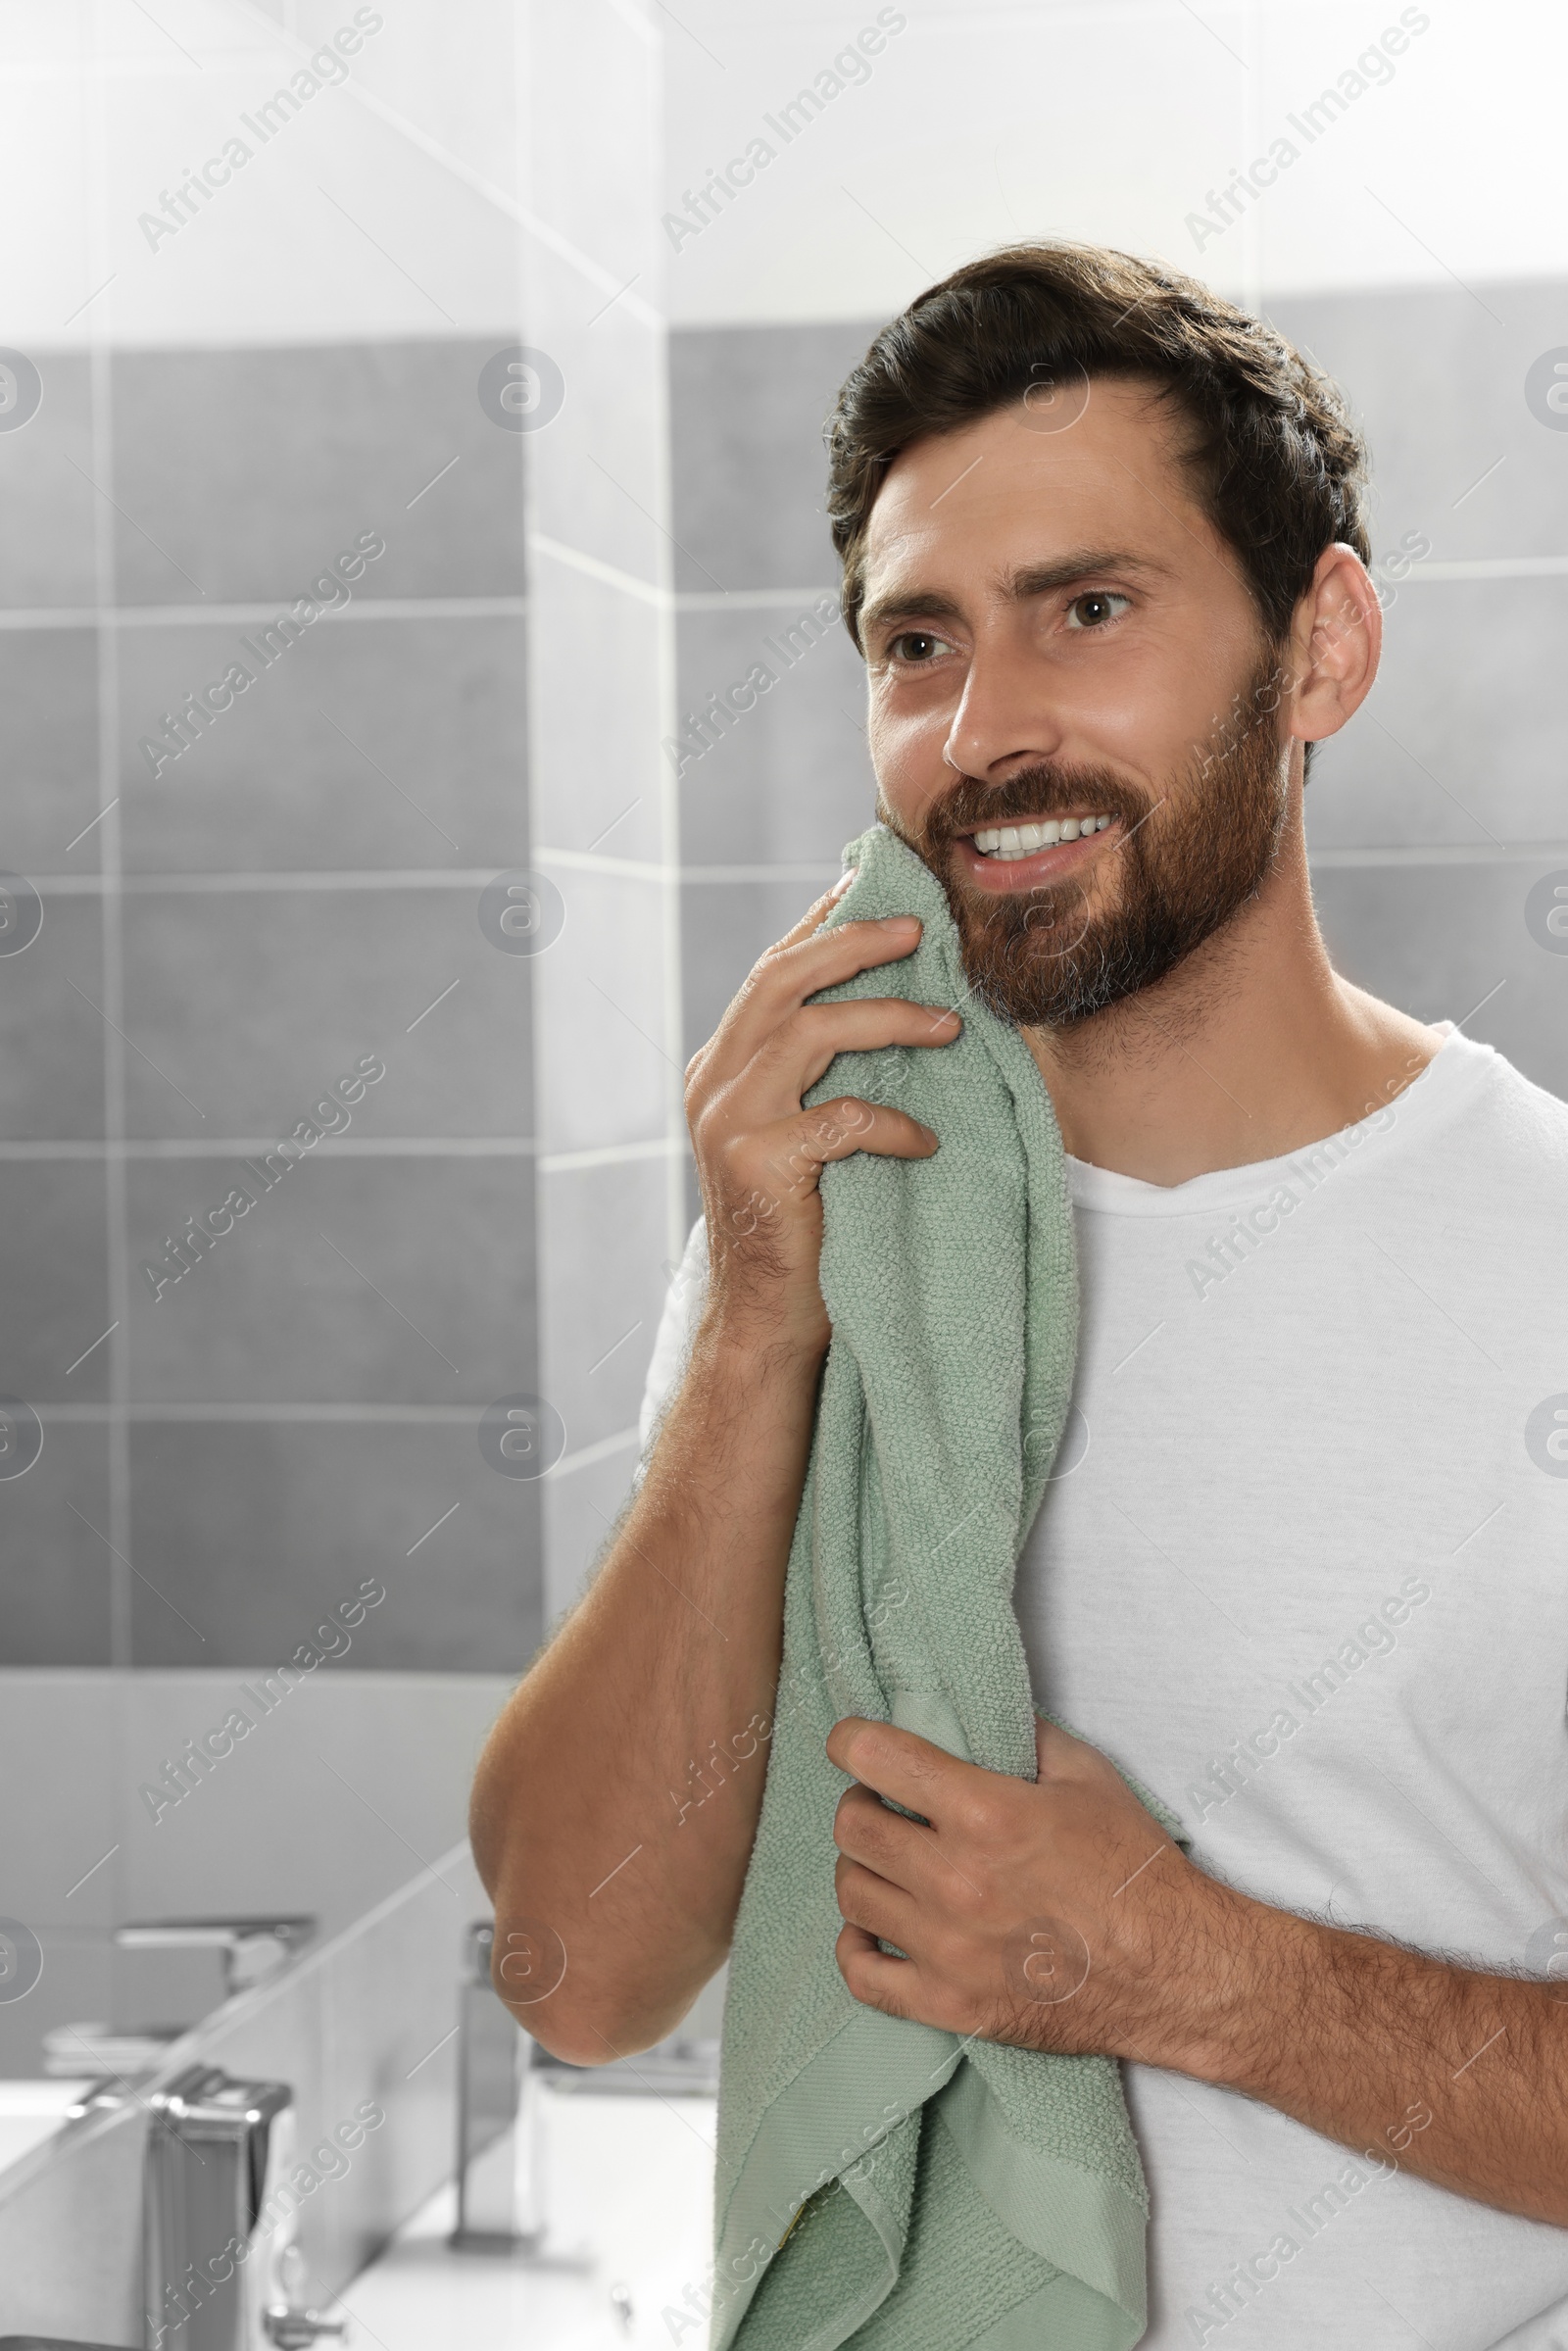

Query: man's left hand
left=828, top=1714, right=1238, bottom=2070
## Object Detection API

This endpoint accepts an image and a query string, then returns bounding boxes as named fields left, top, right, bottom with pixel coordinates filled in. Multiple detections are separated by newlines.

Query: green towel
left=707, top=822, right=1185, bottom=2351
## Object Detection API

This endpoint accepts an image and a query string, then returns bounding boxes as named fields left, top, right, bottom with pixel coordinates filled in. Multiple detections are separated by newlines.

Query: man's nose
left=942, top=642, right=1069, bottom=781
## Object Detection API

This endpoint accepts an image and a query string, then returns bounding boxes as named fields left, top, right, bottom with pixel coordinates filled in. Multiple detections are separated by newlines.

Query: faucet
left=144, top=2064, right=345, bottom=2351
left=451, top=1921, right=546, bottom=2249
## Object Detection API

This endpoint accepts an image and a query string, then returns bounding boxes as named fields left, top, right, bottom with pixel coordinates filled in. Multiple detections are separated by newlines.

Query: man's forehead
left=858, top=400, right=1218, bottom=611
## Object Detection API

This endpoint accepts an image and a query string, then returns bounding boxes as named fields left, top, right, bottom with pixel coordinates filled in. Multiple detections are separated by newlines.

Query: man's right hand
left=685, top=881, right=963, bottom=1355
left=470, top=877, right=965, bottom=2065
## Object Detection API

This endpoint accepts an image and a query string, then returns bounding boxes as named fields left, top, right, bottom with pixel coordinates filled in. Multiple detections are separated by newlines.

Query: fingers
left=707, top=1100, right=938, bottom=1259
left=740, top=1100, right=939, bottom=1204
left=834, top=1849, right=919, bottom=1948
left=705, top=915, right=931, bottom=1080
left=826, top=1717, right=970, bottom=1821
left=773, top=868, right=856, bottom=951
left=705, top=966, right=959, bottom=1110
left=835, top=1923, right=917, bottom=2020
left=755, top=999, right=960, bottom=1102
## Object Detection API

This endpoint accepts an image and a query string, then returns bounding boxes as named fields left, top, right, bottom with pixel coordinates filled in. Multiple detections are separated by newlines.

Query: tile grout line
left=16, top=847, right=1568, bottom=895
left=84, top=24, right=133, bottom=1680
left=0, top=596, right=532, bottom=631
left=650, top=92, right=691, bottom=1286
left=3, top=553, right=1568, bottom=639
left=0, top=1137, right=692, bottom=1166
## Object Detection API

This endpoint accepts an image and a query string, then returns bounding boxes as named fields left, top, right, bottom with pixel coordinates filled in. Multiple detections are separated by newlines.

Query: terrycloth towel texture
left=706, top=823, right=1186, bottom=2351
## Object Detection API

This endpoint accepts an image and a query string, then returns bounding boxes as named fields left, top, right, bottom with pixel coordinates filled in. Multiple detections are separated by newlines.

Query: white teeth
left=972, top=814, right=1111, bottom=859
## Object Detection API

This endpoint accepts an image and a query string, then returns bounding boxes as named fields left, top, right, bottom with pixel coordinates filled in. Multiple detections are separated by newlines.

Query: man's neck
left=1021, top=826, right=1445, bottom=1189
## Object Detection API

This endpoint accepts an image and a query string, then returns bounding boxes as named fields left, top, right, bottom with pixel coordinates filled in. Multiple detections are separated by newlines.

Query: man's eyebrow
left=858, top=549, right=1171, bottom=640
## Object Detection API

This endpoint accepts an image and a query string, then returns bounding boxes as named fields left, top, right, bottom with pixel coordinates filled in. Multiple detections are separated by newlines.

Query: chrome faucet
left=144, top=2064, right=345, bottom=2351
left=451, top=1921, right=546, bottom=2248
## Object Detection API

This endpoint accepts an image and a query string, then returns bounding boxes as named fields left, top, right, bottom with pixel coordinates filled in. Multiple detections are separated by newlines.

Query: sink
left=0, top=2081, right=94, bottom=2179
left=330, top=2081, right=718, bottom=2348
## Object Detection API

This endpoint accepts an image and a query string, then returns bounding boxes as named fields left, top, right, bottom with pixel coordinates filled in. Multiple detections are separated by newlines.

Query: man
left=471, top=245, right=1568, bottom=2345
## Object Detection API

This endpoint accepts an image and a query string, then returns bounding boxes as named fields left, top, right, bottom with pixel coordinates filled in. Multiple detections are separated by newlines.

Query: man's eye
left=887, top=629, right=952, bottom=664
left=1063, top=591, right=1131, bottom=631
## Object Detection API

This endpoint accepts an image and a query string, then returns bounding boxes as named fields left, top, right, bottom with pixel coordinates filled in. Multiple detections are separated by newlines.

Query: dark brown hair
left=825, top=242, right=1372, bottom=657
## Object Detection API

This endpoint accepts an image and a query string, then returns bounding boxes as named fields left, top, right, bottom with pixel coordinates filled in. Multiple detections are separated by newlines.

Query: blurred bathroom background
left=1, top=0, right=1566, bottom=2325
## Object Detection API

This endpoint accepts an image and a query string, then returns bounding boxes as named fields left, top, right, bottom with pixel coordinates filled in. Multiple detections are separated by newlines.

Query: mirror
left=2, top=6, right=1565, bottom=2342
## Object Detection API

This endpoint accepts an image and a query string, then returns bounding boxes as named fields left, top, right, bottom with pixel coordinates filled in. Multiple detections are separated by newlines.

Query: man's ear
left=1288, top=542, right=1382, bottom=754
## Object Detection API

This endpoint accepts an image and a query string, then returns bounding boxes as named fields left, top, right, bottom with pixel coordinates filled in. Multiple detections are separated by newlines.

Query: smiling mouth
left=966, top=812, right=1116, bottom=862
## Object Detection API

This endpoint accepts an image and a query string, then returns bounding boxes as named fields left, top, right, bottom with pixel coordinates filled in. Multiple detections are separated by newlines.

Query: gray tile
left=669, top=318, right=876, bottom=593
left=110, top=341, right=527, bottom=606
left=0, top=627, right=103, bottom=867
left=118, top=613, right=529, bottom=873
left=129, top=1419, right=543, bottom=1670
left=532, top=868, right=677, bottom=1152
left=1268, top=278, right=1568, bottom=564
left=528, top=560, right=664, bottom=864
left=0, top=350, right=97, bottom=610
left=0, top=1929, right=113, bottom=2078
left=0, top=1419, right=113, bottom=1663
left=675, top=601, right=870, bottom=863
left=120, top=885, right=534, bottom=1140
left=0, top=1160, right=110, bottom=1401
left=0, top=888, right=105, bottom=1140
left=1303, top=577, right=1568, bottom=852
left=537, top=1157, right=675, bottom=1451
left=1313, top=857, right=1568, bottom=1104
left=125, top=1155, right=536, bottom=1407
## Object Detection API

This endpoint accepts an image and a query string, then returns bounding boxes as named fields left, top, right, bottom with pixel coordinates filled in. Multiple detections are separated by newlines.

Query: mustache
left=918, top=762, right=1152, bottom=847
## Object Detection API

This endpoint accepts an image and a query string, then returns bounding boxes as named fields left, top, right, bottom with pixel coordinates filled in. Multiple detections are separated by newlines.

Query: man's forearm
left=469, top=1310, right=821, bottom=2061
left=1154, top=1879, right=1568, bottom=2227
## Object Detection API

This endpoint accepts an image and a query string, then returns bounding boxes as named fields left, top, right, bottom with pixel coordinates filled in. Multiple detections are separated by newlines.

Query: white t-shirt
left=638, top=1028, right=1568, bottom=2350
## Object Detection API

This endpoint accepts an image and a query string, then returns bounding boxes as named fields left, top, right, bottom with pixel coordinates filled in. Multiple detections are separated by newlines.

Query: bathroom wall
left=3, top=329, right=545, bottom=1679
left=0, top=0, right=682, bottom=2096
left=4, top=0, right=1567, bottom=2218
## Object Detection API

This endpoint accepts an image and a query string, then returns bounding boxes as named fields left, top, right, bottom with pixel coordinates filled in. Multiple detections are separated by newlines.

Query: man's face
left=858, top=380, right=1297, bottom=1028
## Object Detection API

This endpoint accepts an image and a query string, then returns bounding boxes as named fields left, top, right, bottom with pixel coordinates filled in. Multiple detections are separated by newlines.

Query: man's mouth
left=970, top=813, right=1115, bottom=860
left=950, top=810, right=1119, bottom=892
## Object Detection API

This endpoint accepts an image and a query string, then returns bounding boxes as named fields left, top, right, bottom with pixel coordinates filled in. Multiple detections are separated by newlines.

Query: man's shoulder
left=1457, top=1041, right=1568, bottom=1177
left=1409, top=1040, right=1568, bottom=1255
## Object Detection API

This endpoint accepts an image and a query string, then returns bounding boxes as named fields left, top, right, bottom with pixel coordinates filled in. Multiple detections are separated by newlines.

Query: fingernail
left=878, top=913, right=920, bottom=930
left=830, top=870, right=855, bottom=898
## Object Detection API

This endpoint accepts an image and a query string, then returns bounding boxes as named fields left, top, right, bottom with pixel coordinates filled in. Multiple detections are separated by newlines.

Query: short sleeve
left=634, top=1214, right=710, bottom=1477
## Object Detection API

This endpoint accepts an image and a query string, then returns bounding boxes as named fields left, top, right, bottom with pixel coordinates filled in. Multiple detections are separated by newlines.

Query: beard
left=883, top=649, right=1292, bottom=1030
